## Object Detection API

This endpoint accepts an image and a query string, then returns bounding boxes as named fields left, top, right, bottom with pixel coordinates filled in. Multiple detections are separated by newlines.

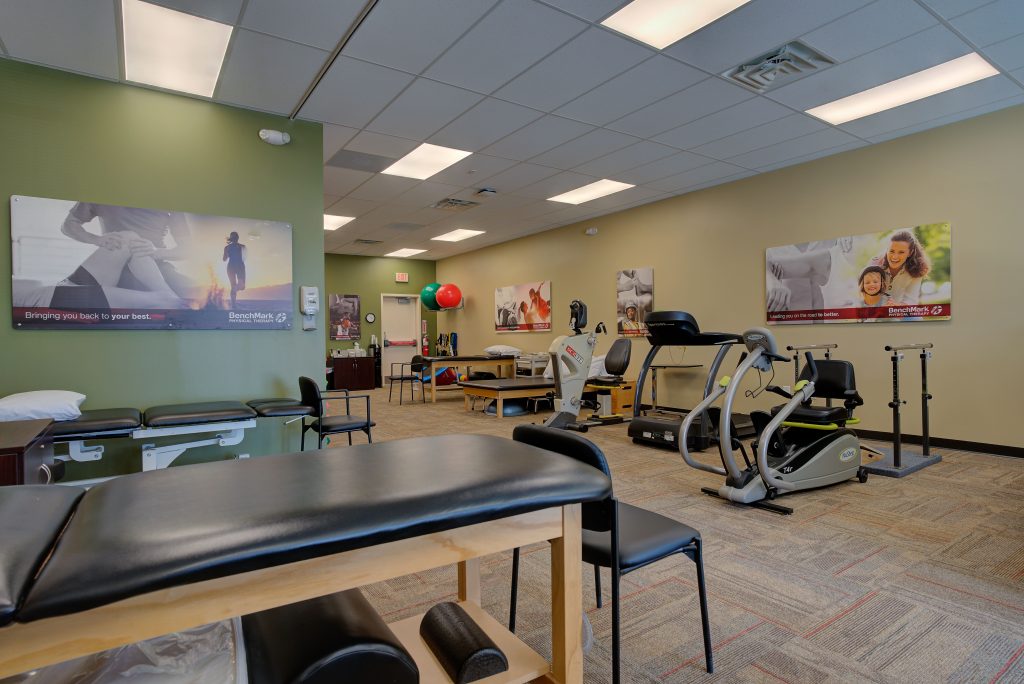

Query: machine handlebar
left=804, top=352, right=819, bottom=384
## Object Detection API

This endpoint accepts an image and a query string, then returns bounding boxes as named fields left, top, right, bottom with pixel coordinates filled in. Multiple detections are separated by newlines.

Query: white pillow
left=0, top=390, right=86, bottom=422
left=543, top=355, right=607, bottom=379
left=484, top=344, right=522, bottom=356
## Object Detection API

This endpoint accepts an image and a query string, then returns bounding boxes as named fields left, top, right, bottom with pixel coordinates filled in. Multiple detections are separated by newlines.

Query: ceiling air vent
left=354, top=238, right=383, bottom=245
left=429, top=197, right=480, bottom=212
left=722, top=41, right=835, bottom=93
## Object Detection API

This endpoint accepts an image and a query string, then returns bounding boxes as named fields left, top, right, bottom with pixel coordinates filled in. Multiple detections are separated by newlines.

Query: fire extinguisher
left=422, top=334, right=429, bottom=355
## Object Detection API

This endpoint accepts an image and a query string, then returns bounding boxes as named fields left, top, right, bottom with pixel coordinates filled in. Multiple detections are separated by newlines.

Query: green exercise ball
left=420, top=282, right=442, bottom=311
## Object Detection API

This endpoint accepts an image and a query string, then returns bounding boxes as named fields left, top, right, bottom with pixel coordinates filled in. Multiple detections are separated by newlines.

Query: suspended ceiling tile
left=427, top=154, right=519, bottom=187
left=664, top=0, right=873, bottom=74
left=677, top=170, right=757, bottom=194
left=647, top=161, right=750, bottom=192
left=575, top=140, right=679, bottom=177
left=343, top=0, right=497, bottom=74
left=919, top=0, right=996, bottom=19
left=494, top=27, right=652, bottom=111
left=344, top=130, right=419, bottom=158
left=653, top=97, right=793, bottom=150
left=241, top=0, right=364, bottom=50
left=765, top=25, right=974, bottom=111
left=727, top=128, right=861, bottom=169
left=391, top=181, right=465, bottom=208
left=613, top=151, right=715, bottom=185
left=691, top=113, right=826, bottom=160
left=537, top=0, right=625, bottom=22
left=326, top=197, right=380, bottom=217
left=423, top=0, right=586, bottom=94
left=481, top=115, right=593, bottom=161
left=217, top=30, right=328, bottom=114
left=983, top=33, right=1024, bottom=72
left=366, top=78, right=482, bottom=140
left=515, top=170, right=601, bottom=200
left=0, top=0, right=119, bottom=80
left=838, top=74, right=1021, bottom=138
left=867, top=92, right=1024, bottom=142
left=555, top=56, right=705, bottom=126
left=299, top=56, right=414, bottom=127
left=471, top=163, right=562, bottom=192
left=528, top=128, right=638, bottom=169
left=800, top=0, right=937, bottom=63
left=950, top=0, right=1024, bottom=47
left=324, top=195, right=341, bottom=209
left=348, top=174, right=422, bottom=202
left=577, top=185, right=663, bottom=213
left=756, top=141, right=867, bottom=172
left=323, top=124, right=359, bottom=161
left=429, top=98, right=543, bottom=152
left=1013, top=66, right=1024, bottom=82
left=149, top=0, right=243, bottom=23
left=608, top=77, right=754, bottom=138
left=324, top=167, right=374, bottom=195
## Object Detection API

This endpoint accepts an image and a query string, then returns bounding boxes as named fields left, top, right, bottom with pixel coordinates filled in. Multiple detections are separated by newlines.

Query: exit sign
left=395, top=272, right=409, bottom=283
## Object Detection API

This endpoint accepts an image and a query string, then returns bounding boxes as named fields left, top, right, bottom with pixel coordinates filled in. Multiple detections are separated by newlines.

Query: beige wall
left=437, top=105, right=1024, bottom=447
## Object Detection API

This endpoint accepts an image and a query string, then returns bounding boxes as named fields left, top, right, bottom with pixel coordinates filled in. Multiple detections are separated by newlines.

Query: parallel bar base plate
left=862, top=448, right=941, bottom=478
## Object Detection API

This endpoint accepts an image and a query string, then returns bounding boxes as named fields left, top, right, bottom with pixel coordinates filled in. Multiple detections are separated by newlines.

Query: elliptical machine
left=679, top=327, right=868, bottom=515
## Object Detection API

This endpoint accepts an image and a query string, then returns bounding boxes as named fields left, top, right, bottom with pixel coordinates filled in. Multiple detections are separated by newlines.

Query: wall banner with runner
left=329, top=294, right=361, bottom=340
left=11, top=195, right=293, bottom=330
left=765, top=223, right=951, bottom=324
left=494, top=281, right=551, bottom=332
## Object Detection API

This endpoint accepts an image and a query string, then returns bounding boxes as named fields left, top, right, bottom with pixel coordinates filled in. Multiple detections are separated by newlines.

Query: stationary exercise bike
left=544, top=300, right=604, bottom=431
left=679, top=327, right=868, bottom=514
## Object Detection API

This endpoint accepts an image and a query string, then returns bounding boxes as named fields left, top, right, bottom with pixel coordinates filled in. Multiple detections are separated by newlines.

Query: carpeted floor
left=332, top=386, right=1024, bottom=683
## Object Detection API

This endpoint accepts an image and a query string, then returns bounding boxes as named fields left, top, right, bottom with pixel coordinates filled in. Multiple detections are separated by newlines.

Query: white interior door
left=381, top=294, right=420, bottom=383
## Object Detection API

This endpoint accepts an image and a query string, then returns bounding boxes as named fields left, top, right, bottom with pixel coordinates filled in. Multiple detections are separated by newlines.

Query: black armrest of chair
left=320, top=393, right=371, bottom=426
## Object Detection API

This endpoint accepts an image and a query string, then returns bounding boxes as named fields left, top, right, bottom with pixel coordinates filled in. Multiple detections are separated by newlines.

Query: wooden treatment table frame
left=0, top=504, right=584, bottom=683
left=427, top=356, right=516, bottom=403
left=463, top=383, right=554, bottom=418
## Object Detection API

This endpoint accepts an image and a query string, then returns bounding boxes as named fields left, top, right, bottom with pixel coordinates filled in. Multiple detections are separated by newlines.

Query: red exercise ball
left=435, top=283, right=463, bottom=309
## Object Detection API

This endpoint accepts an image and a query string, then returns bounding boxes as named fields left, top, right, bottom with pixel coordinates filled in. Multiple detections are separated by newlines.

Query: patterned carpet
left=341, top=386, right=1024, bottom=683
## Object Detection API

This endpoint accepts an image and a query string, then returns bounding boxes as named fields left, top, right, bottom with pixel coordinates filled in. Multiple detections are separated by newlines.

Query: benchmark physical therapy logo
left=767, top=304, right=951, bottom=323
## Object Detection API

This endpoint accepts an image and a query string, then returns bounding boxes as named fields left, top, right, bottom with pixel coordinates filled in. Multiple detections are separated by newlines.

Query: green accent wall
left=0, top=59, right=325, bottom=476
left=324, top=254, right=437, bottom=353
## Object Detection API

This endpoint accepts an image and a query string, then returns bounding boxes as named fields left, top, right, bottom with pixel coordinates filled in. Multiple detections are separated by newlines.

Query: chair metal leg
left=367, top=428, right=373, bottom=443
left=420, top=381, right=426, bottom=403
left=509, top=547, right=520, bottom=632
left=399, top=379, right=404, bottom=405
left=300, top=426, right=305, bottom=451
left=694, top=540, right=714, bottom=674
left=348, top=433, right=352, bottom=446
left=594, top=565, right=602, bottom=609
left=388, top=381, right=394, bottom=403
left=317, top=432, right=323, bottom=449
left=612, top=566, right=621, bottom=684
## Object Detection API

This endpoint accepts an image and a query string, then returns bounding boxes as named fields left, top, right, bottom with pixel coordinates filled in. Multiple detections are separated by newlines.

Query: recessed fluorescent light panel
left=121, top=0, right=233, bottom=97
left=385, top=248, right=427, bottom=258
left=432, top=229, right=485, bottom=242
left=381, top=144, right=472, bottom=180
left=324, top=215, right=355, bottom=231
left=602, top=0, right=752, bottom=50
left=806, top=53, right=999, bottom=125
left=548, top=180, right=635, bottom=205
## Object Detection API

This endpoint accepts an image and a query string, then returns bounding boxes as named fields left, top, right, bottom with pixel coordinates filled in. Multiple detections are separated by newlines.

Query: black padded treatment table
left=460, top=377, right=556, bottom=418
left=0, top=434, right=610, bottom=683
left=422, top=355, right=518, bottom=402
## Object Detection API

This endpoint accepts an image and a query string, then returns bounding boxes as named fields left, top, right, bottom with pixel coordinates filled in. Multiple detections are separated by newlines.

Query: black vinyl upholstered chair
left=508, top=425, right=713, bottom=682
left=298, top=376, right=374, bottom=449
left=588, top=337, right=632, bottom=386
left=386, top=355, right=428, bottom=405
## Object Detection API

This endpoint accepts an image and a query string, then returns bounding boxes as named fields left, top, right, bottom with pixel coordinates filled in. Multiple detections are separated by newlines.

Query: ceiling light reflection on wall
left=324, top=215, right=355, bottom=231
left=806, top=53, right=999, bottom=125
left=382, top=144, right=472, bottom=180
left=431, top=229, right=485, bottom=242
left=548, top=179, right=635, bottom=205
left=121, top=0, right=233, bottom=97
left=602, top=0, right=752, bottom=50
left=385, top=248, right=427, bottom=258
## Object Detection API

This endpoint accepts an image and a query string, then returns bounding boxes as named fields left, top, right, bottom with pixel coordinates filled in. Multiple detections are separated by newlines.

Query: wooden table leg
left=457, top=558, right=481, bottom=605
left=430, top=362, right=437, bottom=402
left=550, top=504, right=583, bottom=683
left=496, top=396, right=504, bottom=419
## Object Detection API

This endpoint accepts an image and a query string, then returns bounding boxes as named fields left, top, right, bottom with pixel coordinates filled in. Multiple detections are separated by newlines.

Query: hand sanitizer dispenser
left=300, top=286, right=319, bottom=331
